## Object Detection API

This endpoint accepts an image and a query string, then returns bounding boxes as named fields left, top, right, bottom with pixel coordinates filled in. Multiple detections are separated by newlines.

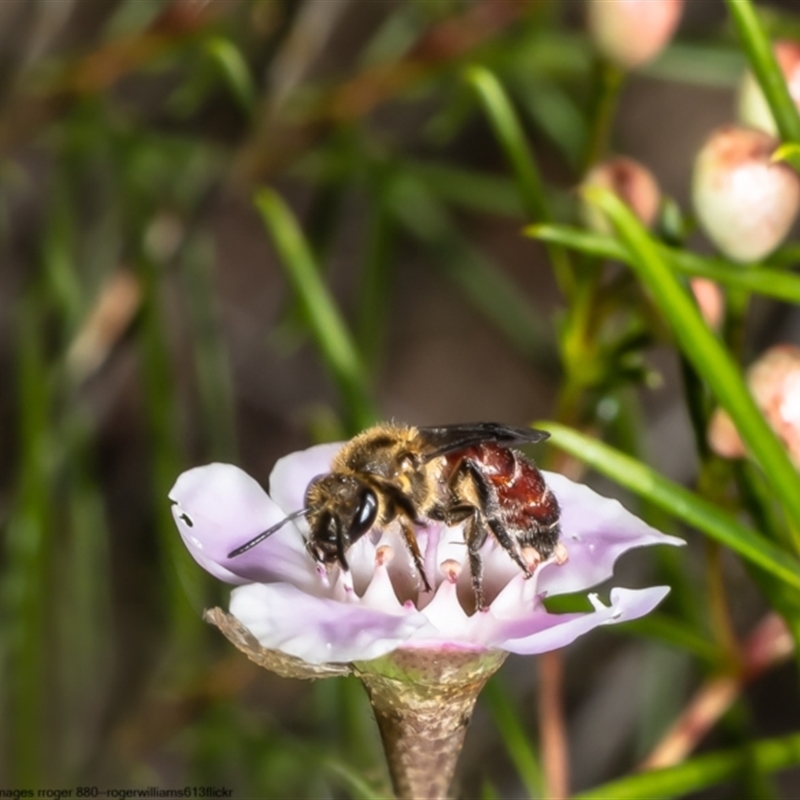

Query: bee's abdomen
left=448, top=444, right=560, bottom=544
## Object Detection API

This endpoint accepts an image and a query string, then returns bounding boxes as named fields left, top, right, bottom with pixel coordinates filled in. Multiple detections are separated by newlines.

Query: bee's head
left=304, top=474, right=379, bottom=571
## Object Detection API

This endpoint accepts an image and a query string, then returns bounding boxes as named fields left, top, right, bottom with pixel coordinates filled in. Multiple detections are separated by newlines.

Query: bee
left=228, top=422, right=561, bottom=609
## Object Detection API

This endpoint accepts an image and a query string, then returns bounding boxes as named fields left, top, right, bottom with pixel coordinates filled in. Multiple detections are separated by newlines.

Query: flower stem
left=356, top=648, right=507, bottom=800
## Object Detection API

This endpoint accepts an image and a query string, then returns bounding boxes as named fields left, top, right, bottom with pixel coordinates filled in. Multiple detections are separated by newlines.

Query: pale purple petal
left=173, top=448, right=683, bottom=663
left=269, top=442, right=344, bottom=515
left=536, top=472, right=684, bottom=596
left=169, top=463, right=315, bottom=587
left=491, top=586, right=671, bottom=654
left=229, top=582, right=434, bottom=663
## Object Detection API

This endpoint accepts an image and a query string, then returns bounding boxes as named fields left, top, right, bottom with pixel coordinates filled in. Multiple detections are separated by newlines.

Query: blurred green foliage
left=5, top=0, right=800, bottom=797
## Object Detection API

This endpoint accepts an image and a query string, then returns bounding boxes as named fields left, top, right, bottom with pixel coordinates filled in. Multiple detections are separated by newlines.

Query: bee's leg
left=399, top=517, right=433, bottom=593
left=488, top=518, right=533, bottom=579
left=463, top=512, right=488, bottom=610
left=457, top=459, right=533, bottom=581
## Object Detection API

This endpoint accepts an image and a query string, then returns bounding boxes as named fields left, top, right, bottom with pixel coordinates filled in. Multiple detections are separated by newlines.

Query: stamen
left=521, top=546, right=543, bottom=571
left=375, top=545, right=395, bottom=567
left=440, top=559, right=461, bottom=584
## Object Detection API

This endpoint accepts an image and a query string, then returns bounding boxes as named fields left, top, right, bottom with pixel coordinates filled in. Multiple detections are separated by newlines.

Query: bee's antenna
left=227, top=508, right=308, bottom=558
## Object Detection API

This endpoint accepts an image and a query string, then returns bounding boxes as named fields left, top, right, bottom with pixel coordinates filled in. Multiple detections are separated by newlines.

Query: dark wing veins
left=416, top=422, right=549, bottom=462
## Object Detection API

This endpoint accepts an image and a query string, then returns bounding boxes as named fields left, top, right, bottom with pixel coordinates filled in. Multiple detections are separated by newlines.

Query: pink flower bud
left=692, top=125, right=800, bottom=262
left=690, top=278, right=724, bottom=330
left=586, top=0, right=684, bottom=70
left=738, top=40, right=800, bottom=136
left=709, top=345, right=800, bottom=468
left=582, top=156, right=661, bottom=234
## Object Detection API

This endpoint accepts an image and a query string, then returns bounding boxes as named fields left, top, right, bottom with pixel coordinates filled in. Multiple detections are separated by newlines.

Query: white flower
left=169, top=441, right=682, bottom=666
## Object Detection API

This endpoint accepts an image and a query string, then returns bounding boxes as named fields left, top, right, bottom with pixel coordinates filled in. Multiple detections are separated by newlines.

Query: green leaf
left=541, top=423, right=800, bottom=592
left=484, top=678, right=544, bottom=799
left=726, top=0, right=800, bottom=143
left=204, top=36, right=257, bottom=113
left=573, top=731, right=800, bottom=800
left=616, top=614, right=721, bottom=666
left=387, top=175, right=555, bottom=367
left=528, top=223, right=800, bottom=306
left=771, top=142, right=800, bottom=173
left=582, top=186, right=800, bottom=540
left=464, top=64, right=574, bottom=298
left=254, top=188, right=376, bottom=431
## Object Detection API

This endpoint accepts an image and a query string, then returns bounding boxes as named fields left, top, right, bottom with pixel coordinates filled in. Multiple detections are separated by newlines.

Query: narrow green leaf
left=180, top=235, right=237, bottom=461
left=528, top=223, right=800, bottom=306
left=388, top=175, right=555, bottom=367
left=137, top=252, right=206, bottom=646
left=406, top=159, right=523, bottom=217
left=616, top=614, right=721, bottom=666
left=541, top=423, right=800, bottom=592
left=583, top=187, right=800, bottom=539
left=1, top=299, right=53, bottom=783
left=204, top=36, right=257, bottom=113
left=573, top=731, right=800, bottom=800
left=254, top=188, right=376, bottom=431
left=726, top=0, right=800, bottom=143
left=642, top=42, right=745, bottom=88
left=771, top=142, right=800, bottom=173
left=357, top=189, right=395, bottom=370
left=464, top=64, right=574, bottom=298
left=484, top=678, right=544, bottom=799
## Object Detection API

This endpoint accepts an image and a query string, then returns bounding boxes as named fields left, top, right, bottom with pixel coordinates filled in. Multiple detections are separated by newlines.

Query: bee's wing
left=416, top=422, right=549, bottom=462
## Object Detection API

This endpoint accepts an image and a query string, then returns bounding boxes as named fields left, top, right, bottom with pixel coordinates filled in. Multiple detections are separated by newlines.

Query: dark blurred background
left=2, top=0, right=800, bottom=797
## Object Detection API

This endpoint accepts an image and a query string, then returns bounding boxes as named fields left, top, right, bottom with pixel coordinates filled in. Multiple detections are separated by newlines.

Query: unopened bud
left=690, top=278, right=724, bottom=330
left=709, top=345, right=800, bottom=468
left=586, top=0, right=684, bottom=70
left=738, top=40, right=800, bottom=136
left=582, top=156, right=661, bottom=234
left=692, top=125, right=800, bottom=262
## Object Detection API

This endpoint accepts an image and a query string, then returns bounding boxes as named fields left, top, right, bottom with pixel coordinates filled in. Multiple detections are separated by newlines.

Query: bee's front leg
left=399, top=517, right=433, bottom=593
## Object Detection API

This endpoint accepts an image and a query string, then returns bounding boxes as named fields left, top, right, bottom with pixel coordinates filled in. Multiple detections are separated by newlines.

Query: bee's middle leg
left=463, top=511, right=489, bottom=610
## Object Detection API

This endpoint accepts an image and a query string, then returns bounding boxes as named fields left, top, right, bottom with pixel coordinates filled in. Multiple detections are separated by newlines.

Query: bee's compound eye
left=351, top=490, right=378, bottom=540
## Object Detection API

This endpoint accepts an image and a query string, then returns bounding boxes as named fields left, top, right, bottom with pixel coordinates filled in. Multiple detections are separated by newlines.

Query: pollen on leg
left=440, top=559, right=462, bottom=584
left=554, top=542, right=569, bottom=565
left=375, top=545, right=395, bottom=567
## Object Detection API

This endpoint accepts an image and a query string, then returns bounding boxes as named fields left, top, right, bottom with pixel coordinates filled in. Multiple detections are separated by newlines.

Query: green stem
left=254, top=188, right=376, bottom=432
left=465, top=65, right=575, bottom=299
left=529, top=224, right=800, bottom=306
left=583, top=60, right=625, bottom=171
left=725, top=0, right=800, bottom=143
left=584, top=187, right=800, bottom=545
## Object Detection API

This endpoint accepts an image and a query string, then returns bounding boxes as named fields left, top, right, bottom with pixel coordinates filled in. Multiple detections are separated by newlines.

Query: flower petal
left=169, top=463, right=315, bottom=587
left=535, top=472, right=684, bottom=596
left=229, top=582, right=433, bottom=663
left=492, top=586, right=671, bottom=654
left=269, top=442, right=344, bottom=515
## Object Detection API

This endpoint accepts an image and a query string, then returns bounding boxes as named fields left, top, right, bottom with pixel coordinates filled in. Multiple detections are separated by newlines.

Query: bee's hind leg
left=488, top=518, right=534, bottom=579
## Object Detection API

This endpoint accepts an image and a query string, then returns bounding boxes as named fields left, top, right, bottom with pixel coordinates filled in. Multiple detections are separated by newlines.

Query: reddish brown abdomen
left=445, top=444, right=559, bottom=531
